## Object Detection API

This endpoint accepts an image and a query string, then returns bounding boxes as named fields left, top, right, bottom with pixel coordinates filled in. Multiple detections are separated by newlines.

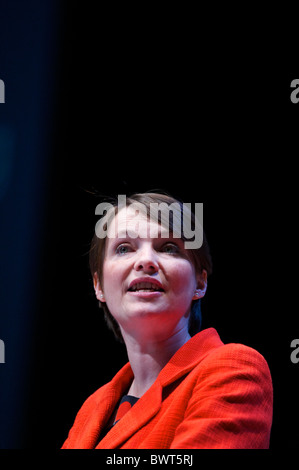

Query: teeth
left=130, top=282, right=162, bottom=291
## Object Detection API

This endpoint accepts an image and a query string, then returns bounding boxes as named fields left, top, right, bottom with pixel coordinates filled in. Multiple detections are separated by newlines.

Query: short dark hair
left=89, top=192, right=213, bottom=342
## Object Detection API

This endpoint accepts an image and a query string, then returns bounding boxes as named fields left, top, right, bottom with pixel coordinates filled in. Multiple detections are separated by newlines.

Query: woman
left=62, top=192, right=273, bottom=449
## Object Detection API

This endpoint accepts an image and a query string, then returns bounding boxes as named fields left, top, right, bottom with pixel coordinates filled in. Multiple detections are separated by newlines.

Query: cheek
left=102, top=262, right=118, bottom=295
left=102, top=260, right=127, bottom=297
left=168, top=261, right=196, bottom=294
left=102, top=263, right=122, bottom=316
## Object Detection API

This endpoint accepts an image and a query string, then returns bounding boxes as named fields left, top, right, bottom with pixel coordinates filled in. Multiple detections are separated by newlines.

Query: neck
left=122, top=326, right=191, bottom=398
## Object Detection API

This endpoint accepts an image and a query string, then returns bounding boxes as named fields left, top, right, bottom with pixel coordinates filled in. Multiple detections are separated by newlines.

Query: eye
left=115, top=243, right=133, bottom=255
left=161, top=243, right=180, bottom=255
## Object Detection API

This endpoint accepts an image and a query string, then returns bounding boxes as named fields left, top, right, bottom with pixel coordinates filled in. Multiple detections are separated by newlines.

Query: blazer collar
left=96, top=328, right=222, bottom=449
left=159, top=327, right=223, bottom=386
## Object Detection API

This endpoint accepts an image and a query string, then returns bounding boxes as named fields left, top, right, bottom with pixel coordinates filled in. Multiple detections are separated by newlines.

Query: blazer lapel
left=159, top=328, right=223, bottom=387
left=95, top=328, right=222, bottom=449
left=96, top=379, right=162, bottom=449
left=73, top=363, right=133, bottom=449
left=76, top=387, right=121, bottom=449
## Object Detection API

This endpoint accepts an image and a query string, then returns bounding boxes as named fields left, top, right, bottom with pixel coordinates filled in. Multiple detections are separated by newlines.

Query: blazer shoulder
left=200, top=341, right=272, bottom=380
left=71, top=382, right=110, bottom=422
left=69, top=362, right=133, bottom=420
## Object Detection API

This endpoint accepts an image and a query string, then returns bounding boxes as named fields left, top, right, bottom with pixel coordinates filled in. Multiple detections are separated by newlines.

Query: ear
left=93, top=272, right=105, bottom=302
left=192, top=269, right=208, bottom=300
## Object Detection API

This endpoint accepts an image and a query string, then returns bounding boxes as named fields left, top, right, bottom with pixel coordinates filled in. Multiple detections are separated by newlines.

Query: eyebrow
left=108, top=227, right=181, bottom=241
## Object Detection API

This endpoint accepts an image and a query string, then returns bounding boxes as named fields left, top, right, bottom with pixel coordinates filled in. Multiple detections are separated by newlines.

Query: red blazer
left=62, top=328, right=273, bottom=449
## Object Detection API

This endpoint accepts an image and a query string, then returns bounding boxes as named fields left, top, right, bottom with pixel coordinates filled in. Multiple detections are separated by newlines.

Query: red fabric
left=114, top=400, right=135, bottom=424
left=61, top=328, right=273, bottom=449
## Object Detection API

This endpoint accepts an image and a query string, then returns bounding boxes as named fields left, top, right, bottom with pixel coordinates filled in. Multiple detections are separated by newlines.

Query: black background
left=0, top=1, right=298, bottom=452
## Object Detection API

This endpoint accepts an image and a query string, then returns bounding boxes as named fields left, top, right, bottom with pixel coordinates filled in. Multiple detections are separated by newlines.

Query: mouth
left=128, top=281, right=164, bottom=293
left=128, top=277, right=165, bottom=300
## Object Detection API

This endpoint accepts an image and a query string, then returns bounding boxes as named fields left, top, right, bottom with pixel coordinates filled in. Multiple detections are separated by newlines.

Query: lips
left=128, top=278, right=164, bottom=292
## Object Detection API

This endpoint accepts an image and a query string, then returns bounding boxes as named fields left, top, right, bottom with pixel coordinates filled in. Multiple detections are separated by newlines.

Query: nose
left=134, top=244, right=159, bottom=274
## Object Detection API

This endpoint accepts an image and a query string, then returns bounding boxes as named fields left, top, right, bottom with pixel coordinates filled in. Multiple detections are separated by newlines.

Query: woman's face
left=96, top=207, right=206, bottom=340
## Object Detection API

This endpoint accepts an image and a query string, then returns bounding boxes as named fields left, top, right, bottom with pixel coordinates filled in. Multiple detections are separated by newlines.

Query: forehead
left=107, top=206, right=174, bottom=239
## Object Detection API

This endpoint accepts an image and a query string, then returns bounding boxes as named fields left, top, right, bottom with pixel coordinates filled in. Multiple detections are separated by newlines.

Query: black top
left=98, top=394, right=139, bottom=443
